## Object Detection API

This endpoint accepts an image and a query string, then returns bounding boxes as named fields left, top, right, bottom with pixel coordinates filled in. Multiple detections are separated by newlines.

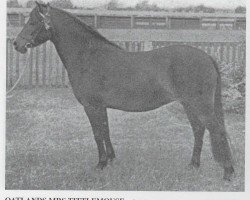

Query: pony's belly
left=104, top=88, right=174, bottom=112
left=108, top=100, right=173, bottom=112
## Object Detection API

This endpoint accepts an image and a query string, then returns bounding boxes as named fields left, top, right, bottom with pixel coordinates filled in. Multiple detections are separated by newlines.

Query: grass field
left=6, top=88, right=245, bottom=191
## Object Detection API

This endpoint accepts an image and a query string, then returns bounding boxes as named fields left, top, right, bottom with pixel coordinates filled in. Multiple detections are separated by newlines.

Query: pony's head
left=13, top=2, right=53, bottom=54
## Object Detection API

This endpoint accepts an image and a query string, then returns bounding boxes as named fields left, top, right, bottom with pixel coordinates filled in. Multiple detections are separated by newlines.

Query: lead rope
left=6, top=49, right=31, bottom=99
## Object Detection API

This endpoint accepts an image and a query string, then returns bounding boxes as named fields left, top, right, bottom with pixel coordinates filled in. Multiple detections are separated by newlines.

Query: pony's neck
left=48, top=8, right=121, bottom=69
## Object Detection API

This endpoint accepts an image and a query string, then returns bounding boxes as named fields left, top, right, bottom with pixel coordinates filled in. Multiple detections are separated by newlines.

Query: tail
left=212, top=59, right=235, bottom=165
left=212, top=59, right=225, bottom=128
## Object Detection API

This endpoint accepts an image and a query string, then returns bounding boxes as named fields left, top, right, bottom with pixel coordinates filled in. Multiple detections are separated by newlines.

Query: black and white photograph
left=1, top=0, right=248, bottom=197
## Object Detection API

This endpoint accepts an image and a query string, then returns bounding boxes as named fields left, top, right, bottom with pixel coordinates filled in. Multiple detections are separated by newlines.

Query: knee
left=193, top=125, right=205, bottom=135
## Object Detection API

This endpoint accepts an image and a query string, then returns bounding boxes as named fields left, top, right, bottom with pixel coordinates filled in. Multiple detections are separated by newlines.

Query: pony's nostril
left=13, top=41, right=17, bottom=46
left=25, top=43, right=32, bottom=48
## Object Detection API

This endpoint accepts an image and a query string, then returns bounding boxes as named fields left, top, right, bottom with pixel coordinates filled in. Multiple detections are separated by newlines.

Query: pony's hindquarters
left=171, top=46, right=235, bottom=180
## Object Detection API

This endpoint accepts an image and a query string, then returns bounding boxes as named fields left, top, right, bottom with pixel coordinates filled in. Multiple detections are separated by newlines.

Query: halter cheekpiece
left=38, top=11, right=52, bottom=30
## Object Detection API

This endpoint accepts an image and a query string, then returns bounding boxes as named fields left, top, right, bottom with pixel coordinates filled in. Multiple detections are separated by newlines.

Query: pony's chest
left=66, top=66, right=105, bottom=104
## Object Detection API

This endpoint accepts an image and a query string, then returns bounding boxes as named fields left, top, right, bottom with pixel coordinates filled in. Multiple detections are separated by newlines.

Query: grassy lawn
left=6, top=88, right=245, bottom=191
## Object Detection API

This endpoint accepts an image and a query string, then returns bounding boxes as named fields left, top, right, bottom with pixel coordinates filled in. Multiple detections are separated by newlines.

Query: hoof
left=95, top=161, right=107, bottom=170
left=107, top=153, right=115, bottom=162
left=223, top=166, right=235, bottom=181
left=188, top=160, right=200, bottom=169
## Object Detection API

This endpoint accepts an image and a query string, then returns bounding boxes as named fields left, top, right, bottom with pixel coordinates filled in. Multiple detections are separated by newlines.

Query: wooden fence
left=6, top=38, right=245, bottom=88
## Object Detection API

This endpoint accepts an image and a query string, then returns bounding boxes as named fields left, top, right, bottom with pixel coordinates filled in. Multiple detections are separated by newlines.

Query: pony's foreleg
left=103, top=125, right=115, bottom=162
left=182, top=102, right=205, bottom=168
left=100, top=109, right=115, bottom=162
left=84, top=105, right=114, bottom=169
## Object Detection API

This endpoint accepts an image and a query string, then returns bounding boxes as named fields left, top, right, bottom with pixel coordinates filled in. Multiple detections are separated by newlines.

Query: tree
left=174, top=4, right=215, bottom=13
left=50, top=0, right=73, bottom=9
left=26, top=0, right=43, bottom=8
left=106, top=0, right=120, bottom=10
left=135, top=0, right=152, bottom=10
left=7, top=0, right=21, bottom=7
left=193, top=5, right=215, bottom=13
left=135, top=0, right=161, bottom=11
left=235, top=6, right=246, bottom=13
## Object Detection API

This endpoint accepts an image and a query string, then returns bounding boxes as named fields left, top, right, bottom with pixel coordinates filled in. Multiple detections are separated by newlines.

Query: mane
left=52, top=7, right=123, bottom=50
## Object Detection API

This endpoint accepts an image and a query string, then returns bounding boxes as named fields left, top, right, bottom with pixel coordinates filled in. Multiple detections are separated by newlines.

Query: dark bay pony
left=13, top=2, right=234, bottom=181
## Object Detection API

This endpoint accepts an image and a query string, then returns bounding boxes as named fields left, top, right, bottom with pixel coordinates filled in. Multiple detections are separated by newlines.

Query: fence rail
left=6, top=38, right=245, bottom=88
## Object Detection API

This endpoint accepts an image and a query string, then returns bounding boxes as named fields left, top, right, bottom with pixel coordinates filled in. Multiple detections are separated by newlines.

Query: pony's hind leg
left=182, top=102, right=205, bottom=168
left=204, top=113, right=234, bottom=180
left=183, top=99, right=234, bottom=180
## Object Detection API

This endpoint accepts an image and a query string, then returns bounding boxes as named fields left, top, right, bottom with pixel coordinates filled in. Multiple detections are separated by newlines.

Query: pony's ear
left=46, top=2, right=51, bottom=13
left=35, top=1, right=43, bottom=13
left=36, top=1, right=50, bottom=15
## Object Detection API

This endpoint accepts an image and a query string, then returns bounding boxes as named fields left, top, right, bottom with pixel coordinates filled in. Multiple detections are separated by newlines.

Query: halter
left=25, top=10, right=53, bottom=48
left=38, top=11, right=52, bottom=30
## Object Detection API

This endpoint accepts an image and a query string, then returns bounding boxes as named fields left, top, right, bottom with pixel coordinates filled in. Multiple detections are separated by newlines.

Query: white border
left=1, top=0, right=249, bottom=199
left=0, top=0, right=7, bottom=195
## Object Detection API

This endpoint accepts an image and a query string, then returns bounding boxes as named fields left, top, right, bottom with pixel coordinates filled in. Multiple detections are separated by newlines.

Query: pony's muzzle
left=13, top=39, right=28, bottom=54
left=13, top=41, right=17, bottom=47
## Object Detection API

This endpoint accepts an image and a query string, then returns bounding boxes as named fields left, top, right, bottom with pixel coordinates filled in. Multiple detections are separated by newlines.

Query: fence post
left=35, top=47, right=39, bottom=86
left=94, top=14, right=98, bottom=28
left=48, top=42, right=53, bottom=86
left=15, top=52, right=20, bottom=83
left=207, top=43, right=212, bottom=56
left=241, top=42, right=246, bottom=66
left=22, top=53, right=27, bottom=87
left=226, top=44, right=231, bottom=63
left=200, top=43, right=206, bottom=52
left=62, top=61, right=65, bottom=86
left=232, top=43, right=236, bottom=64
left=56, top=55, right=60, bottom=86
left=29, top=48, right=33, bottom=87
left=6, top=39, right=9, bottom=88
left=219, top=44, right=224, bottom=62
left=42, top=43, right=47, bottom=86
left=213, top=43, right=219, bottom=61
left=131, top=15, right=135, bottom=29
left=125, top=42, right=129, bottom=51
left=9, top=41, right=14, bottom=87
